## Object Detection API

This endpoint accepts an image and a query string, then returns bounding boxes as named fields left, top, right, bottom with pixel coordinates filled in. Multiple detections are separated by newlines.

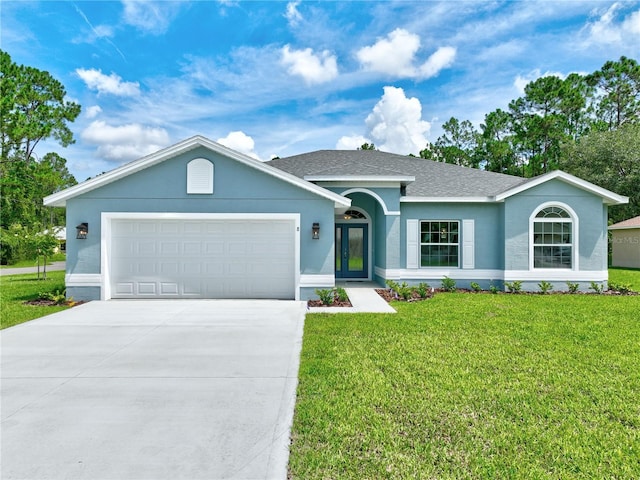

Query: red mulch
left=23, top=299, right=85, bottom=307
left=307, top=299, right=353, bottom=308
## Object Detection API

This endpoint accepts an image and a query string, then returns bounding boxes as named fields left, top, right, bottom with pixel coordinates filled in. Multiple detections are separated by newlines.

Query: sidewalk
left=0, top=261, right=65, bottom=276
left=308, top=283, right=396, bottom=314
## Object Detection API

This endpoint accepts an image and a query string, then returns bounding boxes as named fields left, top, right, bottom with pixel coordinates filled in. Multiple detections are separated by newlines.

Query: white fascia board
left=400, top=196, right=493, bottom=203
left=305, top=175, right=415, bottom=184
left=44, top=135, right=351, bottom=208
left=495, top=170, right=629, bottom=205
left=608, top=225, right=640, bottom=231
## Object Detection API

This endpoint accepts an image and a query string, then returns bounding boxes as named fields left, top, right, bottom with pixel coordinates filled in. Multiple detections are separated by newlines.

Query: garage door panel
left=110, top=217, right=296, bottom=299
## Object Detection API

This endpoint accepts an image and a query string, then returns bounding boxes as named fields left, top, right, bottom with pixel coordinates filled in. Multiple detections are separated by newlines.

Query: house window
left=420, top=221, right=459, bottom=267
left=532, top=206, right=573, bottom=269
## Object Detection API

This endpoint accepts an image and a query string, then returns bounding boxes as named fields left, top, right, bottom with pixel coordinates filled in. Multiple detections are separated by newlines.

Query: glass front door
left=335, top=224, right=368, bottom=278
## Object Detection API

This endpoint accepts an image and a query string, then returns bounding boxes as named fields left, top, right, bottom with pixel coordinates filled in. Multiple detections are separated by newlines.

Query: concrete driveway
left=1, top=300, right=306, bottom=480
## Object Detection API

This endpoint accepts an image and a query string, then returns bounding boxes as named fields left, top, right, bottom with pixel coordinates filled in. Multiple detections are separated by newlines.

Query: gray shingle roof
left=268, top=150, right=528, bottom=198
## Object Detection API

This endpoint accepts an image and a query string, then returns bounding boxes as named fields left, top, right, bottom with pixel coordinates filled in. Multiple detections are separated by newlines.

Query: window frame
left=419, top=220, right=460, bottom=268
left=529, top=202, right=578, bottom=271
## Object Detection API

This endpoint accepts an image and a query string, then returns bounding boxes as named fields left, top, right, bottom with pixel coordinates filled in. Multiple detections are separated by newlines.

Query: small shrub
left=416, top=282, right=430, bottom=298
left=470, top=282, right=481, bottom=292
left=385, top=279, right=400, bottom=293
left=608, top=281, right=634, bottom=295
left=335, top=286, right=349, bottom=302
left=589, top=281, right=604, bottom=294
left=441, top=276, right=456, bottom=292
left=315, top=288, right=335, bottom=305
left=566, top=281, right=580, bottom=294
left=398, top=282, right=414, bottom=300
left=38, top=288, right=68, bottom=305
left=538, top=281, right=553, bottom=294
left=505, top=281, right=522, bottom=294
left=489, top=284, right=499, bottom=294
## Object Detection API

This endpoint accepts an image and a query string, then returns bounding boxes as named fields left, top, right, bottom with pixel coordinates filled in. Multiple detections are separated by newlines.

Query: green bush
left=538, top=281, right=553, bottom=294
left=566, top=281, right=580, bottom=293
left=441, top=276, right=456, bottom=292
left=608, top=281, right=634, bottom=295
left=589, top=281, right=604, bottom=294
left=416, top=282, right=430, bottom=298
left=489, top=284, right=499, bottom=294
left=470, top=281, right=481, bottom=292
left=315, top=288, right=335, bottom=305
left=505, top=281, right=523, bottom=294
left=335, top=286, right=349, bottom=302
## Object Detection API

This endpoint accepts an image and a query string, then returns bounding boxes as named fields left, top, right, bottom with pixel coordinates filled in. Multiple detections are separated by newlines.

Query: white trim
left=339, top=188, right=400, bottom=215
left=299, top=274, right=335, bottom=288
left=66, top=273, right=102, bottom=287
left=44, top=135, right=350, bottom=208
left=529, top=202, right=579, bottom=272
left=101, top=212, right=300, bottom=301
left=376, top=266, right=503, bottom=280
left=316, top=181, right=407, bottom=189
left=374, top=267, right=607, bottom=282
left=609, top=225, right=640, bottom=231
left=401, top=196, right=492, bottom=203
left=504, top=270, right=608, bottom=282
left=495, top=170, right=628, bottom=205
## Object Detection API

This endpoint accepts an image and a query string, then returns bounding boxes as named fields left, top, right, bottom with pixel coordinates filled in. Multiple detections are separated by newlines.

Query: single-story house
left=44, top=135, right=628, bottom=301
left=609, top=215, right=640, bottom=269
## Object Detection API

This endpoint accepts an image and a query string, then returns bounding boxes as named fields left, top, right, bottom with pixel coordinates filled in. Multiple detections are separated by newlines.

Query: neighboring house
left=609, top=216, right=640, bottom=269
left=44, top=136, right=628, bottom=301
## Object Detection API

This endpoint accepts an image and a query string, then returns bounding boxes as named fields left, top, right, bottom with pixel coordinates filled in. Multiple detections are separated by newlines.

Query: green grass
left=609, top=267, right=640, bottom=291
left=0, top=270, right=70, bottom=329
left=0, top=253, right=66, bottom=269
left=290, top=293, right=640, bottom=479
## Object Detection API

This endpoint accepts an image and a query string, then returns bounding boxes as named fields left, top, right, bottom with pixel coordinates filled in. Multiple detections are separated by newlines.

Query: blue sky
left=2, top=1, right=639, bottom=180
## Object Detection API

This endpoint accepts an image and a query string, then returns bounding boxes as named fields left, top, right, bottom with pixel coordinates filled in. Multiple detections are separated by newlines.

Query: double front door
left=335, top=224, right=368, bottom=278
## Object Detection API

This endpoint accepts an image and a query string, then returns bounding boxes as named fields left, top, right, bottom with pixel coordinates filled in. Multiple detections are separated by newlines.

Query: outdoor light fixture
left=312, top=222, right=320, bottom=240
left=76, top=223, right=88, bottom=239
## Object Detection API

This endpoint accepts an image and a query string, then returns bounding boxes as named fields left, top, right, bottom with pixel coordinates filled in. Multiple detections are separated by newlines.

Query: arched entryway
left=335, top=207, right=370, bottom=279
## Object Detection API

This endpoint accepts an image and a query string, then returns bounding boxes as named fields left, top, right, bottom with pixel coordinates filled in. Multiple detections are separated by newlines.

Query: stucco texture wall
left=611, top=228, right=640, bottom=268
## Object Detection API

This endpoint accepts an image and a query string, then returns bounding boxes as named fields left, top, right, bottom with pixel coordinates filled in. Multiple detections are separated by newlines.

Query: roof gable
left=609, top=215, right=640, bottom=230
left=44, top=136, right=350, bottom=208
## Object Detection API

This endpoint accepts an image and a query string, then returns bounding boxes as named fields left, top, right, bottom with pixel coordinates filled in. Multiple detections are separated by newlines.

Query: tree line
left=419, top=56, right=639, bottom=224
left=1, top=49, right=80, bottom=264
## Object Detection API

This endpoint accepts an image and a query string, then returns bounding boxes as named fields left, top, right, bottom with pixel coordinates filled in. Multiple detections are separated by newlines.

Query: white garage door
left=109, top=217, right=296, bottom=299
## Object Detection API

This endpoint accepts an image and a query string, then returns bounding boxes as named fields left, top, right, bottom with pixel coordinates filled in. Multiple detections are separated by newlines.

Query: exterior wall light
left=312, top=222, right=320, bottom=240
left=76, top=223, right=88, bottom=239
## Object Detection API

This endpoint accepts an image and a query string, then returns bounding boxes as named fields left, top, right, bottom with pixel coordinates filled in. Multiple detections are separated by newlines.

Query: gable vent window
left=187, top=158, right=214, bottom=194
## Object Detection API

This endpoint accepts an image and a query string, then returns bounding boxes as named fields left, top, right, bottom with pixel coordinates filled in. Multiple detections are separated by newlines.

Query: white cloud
left=363, top=86, right=430, bottom=155
left=356, top=29, right=456, bottom=79
left=336, top=135, right=371, bottom=150
left=281, top=45, right=338, bottom=84
left=122, top=0, right=182, bottom=35
left=217, top=131, right=259, bottom=159
left=357, top=28, right=421, bottom=77
left=81, top=120, right=170, bottom=162
left=583, top=3, right=640, bottom=46
left=419, top=46, right=457, bottom=78
left=85, top=105, right=102, bottom=119
left=76, top=68, right=140, bottom=96
left=285, top=1, right=303, bottom=26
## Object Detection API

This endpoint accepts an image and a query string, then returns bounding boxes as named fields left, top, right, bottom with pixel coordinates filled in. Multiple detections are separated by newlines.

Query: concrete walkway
left=308, top=283, right=396, bottom=313
left=1, top=300, right=306, bottom=480
left=0, top=261, right=65, bottom=276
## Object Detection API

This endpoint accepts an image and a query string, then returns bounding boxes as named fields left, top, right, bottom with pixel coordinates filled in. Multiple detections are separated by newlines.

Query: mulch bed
left=376, top=288, right=434, bottom=302
left=307, top=299, right=353, bottom=308
left=23, top=299, right=85, bottom=307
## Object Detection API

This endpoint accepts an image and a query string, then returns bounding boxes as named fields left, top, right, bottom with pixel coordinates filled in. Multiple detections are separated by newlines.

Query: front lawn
left=0, top=270, right=69, bottom=329
left=290, top=293, right=640, bottom=478
left=609, top=266, right=640, bottom=291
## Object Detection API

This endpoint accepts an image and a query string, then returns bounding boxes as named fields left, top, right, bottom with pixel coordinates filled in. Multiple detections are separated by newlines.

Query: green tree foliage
left=0, top=49, right=81, bottom=163
left=561, top=124, right=640, bottom=224
left=419, top=117, right=480, bottom=168
left=586, top=56, right=640, bottom=130
left=477, top=109, right=521, bottom=175
left=358, top=143, right=377, bottom=150
left=0, top=50, right=80, bottom=263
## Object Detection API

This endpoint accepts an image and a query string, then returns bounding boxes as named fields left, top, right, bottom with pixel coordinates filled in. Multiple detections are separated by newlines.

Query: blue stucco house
left=44, top=135, right=628, bottom=301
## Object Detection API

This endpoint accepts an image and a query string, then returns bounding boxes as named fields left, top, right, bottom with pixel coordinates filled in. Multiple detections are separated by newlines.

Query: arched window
left=187, top=158, right=214, bottom=194
left=531, top=204, right=576, bottom=269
